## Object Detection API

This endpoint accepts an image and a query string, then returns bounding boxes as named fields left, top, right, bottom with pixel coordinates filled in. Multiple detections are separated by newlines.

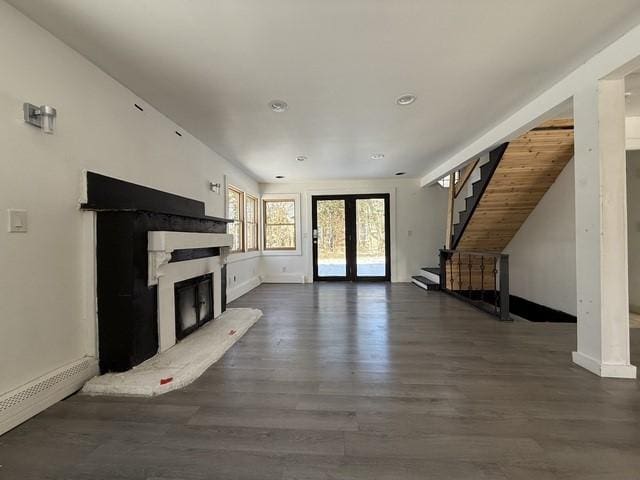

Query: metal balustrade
left=439, top=249, right=511, bottom=321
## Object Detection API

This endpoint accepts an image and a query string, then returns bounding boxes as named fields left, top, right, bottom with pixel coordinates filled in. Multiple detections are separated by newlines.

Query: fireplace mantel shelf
left=149, top=231, right=233, bottom=253
left=148, top=231, right=233, bottom=287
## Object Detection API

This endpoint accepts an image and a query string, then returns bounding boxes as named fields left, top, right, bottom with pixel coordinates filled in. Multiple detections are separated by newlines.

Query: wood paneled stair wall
left=455, top=118, right=574, bottom=252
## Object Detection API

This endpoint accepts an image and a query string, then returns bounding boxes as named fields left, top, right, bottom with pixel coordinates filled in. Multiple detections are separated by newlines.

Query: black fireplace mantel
left=81, top=171, right=231, bottom=373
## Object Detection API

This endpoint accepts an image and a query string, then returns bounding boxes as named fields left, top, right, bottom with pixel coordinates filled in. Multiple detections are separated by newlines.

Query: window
left=437, top=170, right=460, bottom=188
left=246, top=194, right=258, bottom=251
left=228, top=186, right=244, bottom=252
left=263, top=199, right=296, bottom=250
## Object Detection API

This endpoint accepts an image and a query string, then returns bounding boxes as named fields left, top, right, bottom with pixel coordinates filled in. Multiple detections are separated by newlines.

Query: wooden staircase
left=453, top=118, right=574, bottom=252
left=415, top=119, right=573, bottom=300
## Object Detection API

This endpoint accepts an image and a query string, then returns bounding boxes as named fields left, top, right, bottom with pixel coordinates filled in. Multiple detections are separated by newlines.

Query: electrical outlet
left=8, top=209, right=27, bottom=233
left=282, top=266, right=287, bottom=273
left=233, top=275, right=237, bottom=283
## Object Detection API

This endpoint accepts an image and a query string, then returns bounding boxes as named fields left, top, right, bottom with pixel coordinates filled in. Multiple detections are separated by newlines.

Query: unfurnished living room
left=2, top=1, right=640, bottom=479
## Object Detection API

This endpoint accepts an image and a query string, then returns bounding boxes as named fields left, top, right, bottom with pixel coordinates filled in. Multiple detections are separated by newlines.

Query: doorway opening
left=312, top=194, right=390, bottom=281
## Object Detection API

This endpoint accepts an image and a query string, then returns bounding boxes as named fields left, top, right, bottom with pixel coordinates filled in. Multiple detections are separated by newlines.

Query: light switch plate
left=8, top=209, right=27, bottom=233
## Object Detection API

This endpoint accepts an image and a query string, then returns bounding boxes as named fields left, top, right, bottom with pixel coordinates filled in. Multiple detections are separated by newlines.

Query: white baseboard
left=0, top=357, right=99, bottom=435
left=572, top=351, right=637, bottom=379
left=227, top=276, right=261, bottom=302
left=262, top=273, right=305, bottom=283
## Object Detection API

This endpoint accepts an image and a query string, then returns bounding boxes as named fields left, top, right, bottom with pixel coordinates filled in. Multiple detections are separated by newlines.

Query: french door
left=312, top=194, right=390, bottom=281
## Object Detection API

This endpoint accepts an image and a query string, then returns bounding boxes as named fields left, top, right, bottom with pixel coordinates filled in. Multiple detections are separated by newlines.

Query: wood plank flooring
left=1, top=283, right=639, bottom=479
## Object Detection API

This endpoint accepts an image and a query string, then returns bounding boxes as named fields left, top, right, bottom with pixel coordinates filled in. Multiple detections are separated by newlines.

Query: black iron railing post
left=480, top=256, right=485, bottom=304
left=439, top=249, right=447, bottom=290
left=467, top=254, right=472, bottom=295
left=492, top=258, right=498, bottom=314
left=499, top=254, right=511, bottom=321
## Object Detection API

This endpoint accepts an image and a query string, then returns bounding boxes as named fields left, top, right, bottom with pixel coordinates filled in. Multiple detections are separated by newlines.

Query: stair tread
left=412, top=275, right=439, bottom=285
left=420, top=267, right=440, bottom=275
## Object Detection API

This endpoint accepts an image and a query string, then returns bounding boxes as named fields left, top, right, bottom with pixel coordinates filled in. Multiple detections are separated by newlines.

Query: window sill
left=262, top=248, right=301, bottom=257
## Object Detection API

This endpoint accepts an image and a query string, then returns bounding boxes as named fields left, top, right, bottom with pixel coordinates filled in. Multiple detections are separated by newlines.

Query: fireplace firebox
left=175, top=274, right=214, bottom=340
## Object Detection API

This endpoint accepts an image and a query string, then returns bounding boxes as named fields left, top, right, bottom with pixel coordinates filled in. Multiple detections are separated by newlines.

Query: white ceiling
left=9, top=0, right=640, bottom=181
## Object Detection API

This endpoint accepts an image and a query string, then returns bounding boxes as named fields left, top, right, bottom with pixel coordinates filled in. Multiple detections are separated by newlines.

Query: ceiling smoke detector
left=396, top=94, right=416, bottom=106
left=269, top=100, right=288, bottom=112
left=296, top=155, right=307, bottom=162
left=370, top=153, right=385, bottom=160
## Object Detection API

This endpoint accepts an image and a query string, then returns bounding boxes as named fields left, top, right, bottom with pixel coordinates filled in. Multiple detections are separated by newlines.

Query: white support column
left=572, top=78, right=636, bottom=378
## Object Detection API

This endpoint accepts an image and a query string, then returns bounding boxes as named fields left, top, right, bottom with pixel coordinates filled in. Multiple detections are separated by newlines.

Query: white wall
left=503, top=159, right=577, bottom=315
left=0, top=2, right=260, bottom=395
left=260, top=179, right=448, bottom=283
left=627, top=150, right=640, bottom=312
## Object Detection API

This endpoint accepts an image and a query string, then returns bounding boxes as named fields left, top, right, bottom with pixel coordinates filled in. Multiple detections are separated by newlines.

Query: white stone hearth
left=82, top=307, right=262, bottom=397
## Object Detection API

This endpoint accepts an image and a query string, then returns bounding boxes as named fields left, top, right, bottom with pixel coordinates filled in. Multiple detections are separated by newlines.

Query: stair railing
left=439, top=249, right=511, bottom=321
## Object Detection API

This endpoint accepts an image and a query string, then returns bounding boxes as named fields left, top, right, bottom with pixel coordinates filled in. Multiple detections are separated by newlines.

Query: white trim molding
left=227, top=276, right=262, bottom=302
left=262, top=273, right=305, bottom=283
left=572, top=351, right=637, bottom=379
left=0, top=357, right=98, bottom=435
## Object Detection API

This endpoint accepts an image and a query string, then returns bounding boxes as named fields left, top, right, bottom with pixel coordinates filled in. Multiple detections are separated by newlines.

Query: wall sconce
left=209, top=182, right=221, bottom=194
left=23, top=103, right=57, bottom=134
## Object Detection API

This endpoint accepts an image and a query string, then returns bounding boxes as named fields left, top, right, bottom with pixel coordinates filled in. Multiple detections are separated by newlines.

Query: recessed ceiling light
left=269, top=100, right=288, bottom=112
left=625, top=91, right=632, bottom=97
left=394, top=171, right=406, bottom=176
left=370, top=153, right=385, bottom=160
left=275, top=175, right=285, bottom=179
left=296, top=155, right=307, bottom=162
left=396, top=94, right=416, bottom=106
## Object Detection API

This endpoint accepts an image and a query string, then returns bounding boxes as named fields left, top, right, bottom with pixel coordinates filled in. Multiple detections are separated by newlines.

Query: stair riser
left=420, top=269, right=440, bottom=283
left=411, top=278, right=440, bottom=291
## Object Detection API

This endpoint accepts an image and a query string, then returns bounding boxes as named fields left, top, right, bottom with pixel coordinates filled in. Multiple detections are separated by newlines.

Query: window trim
left=245, top=193, right=259, bottom=252
left=262, top=193, right=301, bottom=255
left=228, top=185, right=244, bottom=253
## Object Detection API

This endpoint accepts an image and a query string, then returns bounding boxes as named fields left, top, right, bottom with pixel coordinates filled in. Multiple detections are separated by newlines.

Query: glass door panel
left=312, top=194, right=390, bottom=281
left=316, top=199, right=347, bottom=278
left=355, top=198, right=387, bottom=277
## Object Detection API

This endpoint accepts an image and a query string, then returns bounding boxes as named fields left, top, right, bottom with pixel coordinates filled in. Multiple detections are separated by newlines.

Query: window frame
left=263, top=198, right=298, bottom=252
left=245, top=193, right=259, bottom=252
left=228, top=185, right=245, bottom=253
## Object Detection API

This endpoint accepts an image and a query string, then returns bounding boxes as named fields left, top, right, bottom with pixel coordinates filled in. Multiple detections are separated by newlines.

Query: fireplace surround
left=148, top=229, right=232, bottom=352
left=81, top=172, right=233, bottom=373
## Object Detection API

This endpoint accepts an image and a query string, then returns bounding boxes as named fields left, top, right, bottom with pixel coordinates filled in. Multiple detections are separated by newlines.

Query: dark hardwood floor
left=1, top=283, right=639, bottom=479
